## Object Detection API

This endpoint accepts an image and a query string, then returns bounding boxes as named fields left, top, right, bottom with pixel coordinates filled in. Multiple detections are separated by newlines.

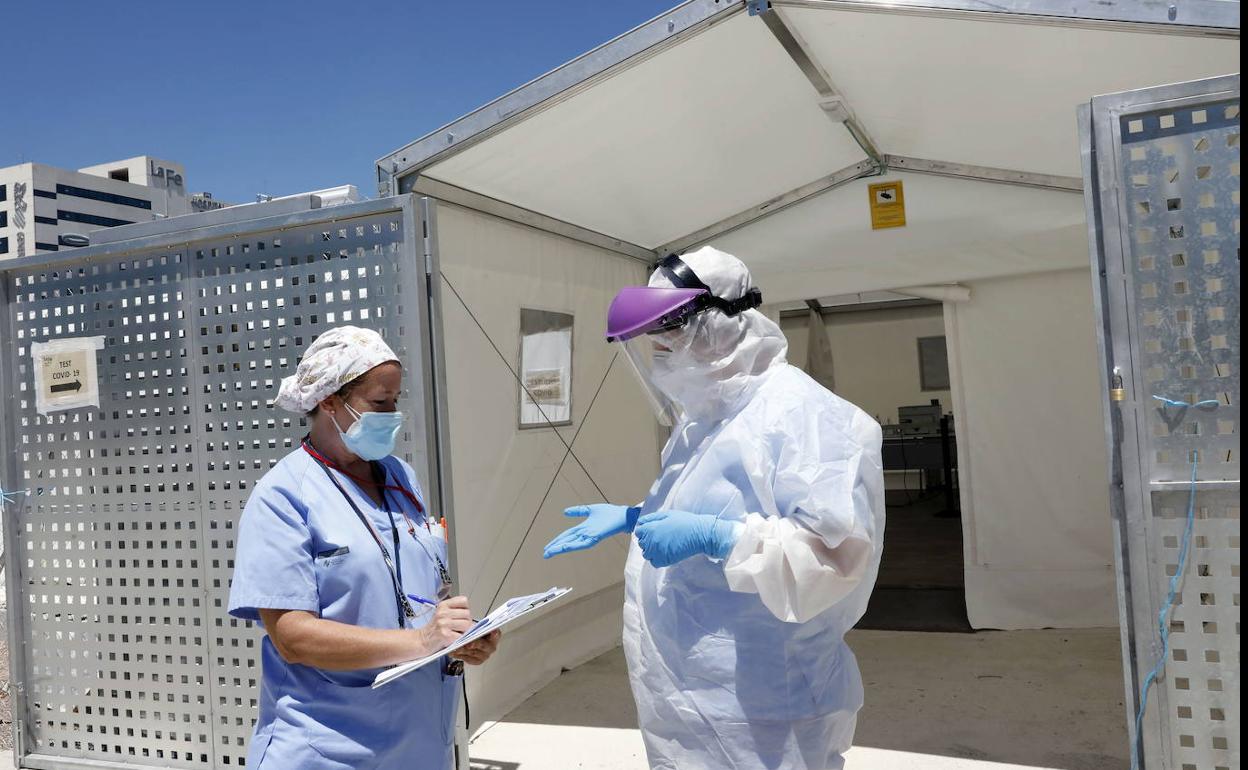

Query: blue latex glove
left=634, top=510, right=740, bottom=568
left=543, top=504, right=641, bottom=558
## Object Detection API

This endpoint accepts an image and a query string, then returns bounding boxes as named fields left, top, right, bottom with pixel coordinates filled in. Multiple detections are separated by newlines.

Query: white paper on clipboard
left=372, top=586, right=572, bottom=689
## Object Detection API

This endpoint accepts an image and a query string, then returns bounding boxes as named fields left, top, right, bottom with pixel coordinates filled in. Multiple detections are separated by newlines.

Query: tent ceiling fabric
left=713, top=171, right=1090, bottom=302
left=783, top=5, right=1241, bottom=178
left=422, top=2, right=1237, bottom=254
left=426, top=11, right=867, bottom=249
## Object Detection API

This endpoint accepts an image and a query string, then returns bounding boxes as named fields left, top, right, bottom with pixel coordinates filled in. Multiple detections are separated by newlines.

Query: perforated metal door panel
left=1084, top=76, right=1240, bottom=770
left=0, top=197, right=435, bottom=770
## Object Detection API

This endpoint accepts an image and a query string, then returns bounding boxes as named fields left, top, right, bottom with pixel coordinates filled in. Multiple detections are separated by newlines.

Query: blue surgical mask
left=333, top=403, right=403, bottom=461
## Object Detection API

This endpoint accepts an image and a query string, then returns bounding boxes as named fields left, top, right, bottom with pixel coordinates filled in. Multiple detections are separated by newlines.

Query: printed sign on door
left=31, top=336, right=105, bottom=415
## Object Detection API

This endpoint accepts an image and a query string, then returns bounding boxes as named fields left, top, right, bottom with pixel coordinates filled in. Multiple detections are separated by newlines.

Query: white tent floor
left=468, top=628, right=1129, bottom=770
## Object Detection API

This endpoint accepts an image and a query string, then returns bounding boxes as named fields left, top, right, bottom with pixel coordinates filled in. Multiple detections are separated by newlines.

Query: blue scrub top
left=228, top=447, right=459, bottom=770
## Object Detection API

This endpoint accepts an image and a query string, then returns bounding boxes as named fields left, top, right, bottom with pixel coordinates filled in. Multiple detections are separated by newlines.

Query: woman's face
left=333, top=362, right=403, bottom=427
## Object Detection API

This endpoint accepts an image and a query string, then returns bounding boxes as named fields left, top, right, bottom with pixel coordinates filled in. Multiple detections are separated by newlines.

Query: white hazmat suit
left=622, top=247, right=885, bottom=769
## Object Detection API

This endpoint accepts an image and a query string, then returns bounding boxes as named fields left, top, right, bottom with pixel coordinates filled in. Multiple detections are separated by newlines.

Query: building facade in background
left=0, top=156, right=191, bottom=258
left=191, top=191, right=236, bottom=213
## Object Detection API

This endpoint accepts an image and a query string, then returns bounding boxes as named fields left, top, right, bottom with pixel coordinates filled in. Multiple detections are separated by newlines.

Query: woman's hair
left=307, top=378, right=362, bottom=417
left=305, top=360, right=400, bottom=417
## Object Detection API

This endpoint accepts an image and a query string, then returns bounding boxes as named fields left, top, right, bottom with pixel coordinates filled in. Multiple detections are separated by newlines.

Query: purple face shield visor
left=605, top=286, right=708, bottom=343
left=604, top=254, right=764, bottom=343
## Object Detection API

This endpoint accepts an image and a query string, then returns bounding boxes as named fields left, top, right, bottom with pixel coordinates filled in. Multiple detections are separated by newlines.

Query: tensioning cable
left=440, top=273, right=611, bottom=501
left=484, top=349, right=619, bottom=613
left=439, top=273, right=624, bottom=612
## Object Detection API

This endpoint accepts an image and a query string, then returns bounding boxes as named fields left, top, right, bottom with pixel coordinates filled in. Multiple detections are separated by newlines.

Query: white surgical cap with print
left=274, top=326, right=400, bottom=414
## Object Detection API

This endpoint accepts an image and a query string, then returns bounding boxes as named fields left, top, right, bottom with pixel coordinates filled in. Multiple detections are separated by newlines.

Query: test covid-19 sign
left=30, top=336, right=105, bottom=415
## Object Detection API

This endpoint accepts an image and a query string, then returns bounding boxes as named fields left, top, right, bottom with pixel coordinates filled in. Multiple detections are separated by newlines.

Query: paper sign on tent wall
left=30, top=336, right=105, bottom=415
left=519, top=308, right=574, bottom=428
left=869, top=180, right=906, bottom=230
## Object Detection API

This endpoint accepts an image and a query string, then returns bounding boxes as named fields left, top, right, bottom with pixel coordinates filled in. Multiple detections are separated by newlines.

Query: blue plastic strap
left=1152, top=395, right=1222, bottom=409
left=0, top=486, right=29, bottom=506
left=1130, top=451, right=1201, bottom=770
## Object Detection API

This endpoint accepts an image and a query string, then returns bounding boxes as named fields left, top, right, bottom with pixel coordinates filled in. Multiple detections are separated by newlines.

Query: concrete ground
left=469, top=628, right=1129, bottom=770
left=0, top=612, right=1128, bottom=770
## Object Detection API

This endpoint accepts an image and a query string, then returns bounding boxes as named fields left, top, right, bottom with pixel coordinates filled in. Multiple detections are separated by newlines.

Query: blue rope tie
left=1131, top=393, right=1219, bottom=769
left=1152, top=395, right=1221, bottom=409
left=0, top=486, right=29, bottom=506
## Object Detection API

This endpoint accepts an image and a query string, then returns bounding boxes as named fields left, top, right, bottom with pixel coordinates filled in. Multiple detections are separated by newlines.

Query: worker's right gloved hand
left=543, top=504, right=641, bottom=558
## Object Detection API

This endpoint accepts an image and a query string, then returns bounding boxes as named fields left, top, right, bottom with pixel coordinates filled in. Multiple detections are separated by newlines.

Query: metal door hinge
left=748, top=0, right=772, bottom=16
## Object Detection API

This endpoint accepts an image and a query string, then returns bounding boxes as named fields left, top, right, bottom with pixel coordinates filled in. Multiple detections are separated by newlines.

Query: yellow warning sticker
left=869, top=180, right=906, bottom=230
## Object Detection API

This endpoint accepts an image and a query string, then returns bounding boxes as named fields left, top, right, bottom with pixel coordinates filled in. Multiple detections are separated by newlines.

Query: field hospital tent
left=373, top=0, right=1239, bottom=749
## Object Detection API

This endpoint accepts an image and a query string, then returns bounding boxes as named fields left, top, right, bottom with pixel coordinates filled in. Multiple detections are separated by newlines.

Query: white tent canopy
left=378, top=0, right=1239, bottom=633
left=381, top=0, right=1238, bottom=302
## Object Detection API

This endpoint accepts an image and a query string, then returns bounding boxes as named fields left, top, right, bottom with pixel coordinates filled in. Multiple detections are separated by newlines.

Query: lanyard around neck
left=312, top=457, right=414, bottom=628
left=301, top=440, right=427, bottom=521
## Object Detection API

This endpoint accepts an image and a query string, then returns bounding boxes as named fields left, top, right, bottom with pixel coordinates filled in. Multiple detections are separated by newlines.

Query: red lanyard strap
left=302, top=440, right=427, bottom=520
left=301, top=438, right=450, bottom=588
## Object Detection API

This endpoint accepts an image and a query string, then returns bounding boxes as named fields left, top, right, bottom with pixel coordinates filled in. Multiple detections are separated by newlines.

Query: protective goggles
left=605, top=254, right=763, bottom=342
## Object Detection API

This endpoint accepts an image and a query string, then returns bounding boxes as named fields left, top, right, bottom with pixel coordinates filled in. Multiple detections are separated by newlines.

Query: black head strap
left=658, top=254, right=712, bottom=293
left=718, top=288, right=764, bottom=316
left=658, top=254, right=763, bottom=317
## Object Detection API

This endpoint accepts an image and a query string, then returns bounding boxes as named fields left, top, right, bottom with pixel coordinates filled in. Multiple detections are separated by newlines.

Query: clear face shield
left=606, top=284, right=707, bottom=427
left=620, top=333, right=684, bottom=427
left=605, top=255, right=764, bottom=427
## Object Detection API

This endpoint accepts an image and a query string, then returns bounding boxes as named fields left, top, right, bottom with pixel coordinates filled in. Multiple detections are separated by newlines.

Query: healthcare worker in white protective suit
left=544, top=247, right=885, bottom=770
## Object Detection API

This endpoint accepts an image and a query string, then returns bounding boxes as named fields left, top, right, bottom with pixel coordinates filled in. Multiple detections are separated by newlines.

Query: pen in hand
left=408, top=594, right=483, bottom=624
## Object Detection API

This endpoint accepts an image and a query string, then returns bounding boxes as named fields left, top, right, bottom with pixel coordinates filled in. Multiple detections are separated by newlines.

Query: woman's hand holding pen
left=409, top=594, right=503, bottom=664
left=415, top=596, right=474, bottom=657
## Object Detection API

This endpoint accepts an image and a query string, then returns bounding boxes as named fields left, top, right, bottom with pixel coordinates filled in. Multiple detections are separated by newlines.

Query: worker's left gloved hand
left=634, top=510, right=741, bottom=568
left=543, top=504, right=641, bottom=558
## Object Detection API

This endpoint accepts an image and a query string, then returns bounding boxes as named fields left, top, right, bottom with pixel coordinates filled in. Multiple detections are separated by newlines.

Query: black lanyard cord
left=372, top=458, right=451, bottom=586
left=313, top=458, right=414, bottom=628
left=372, top=463, right=408, bottom=598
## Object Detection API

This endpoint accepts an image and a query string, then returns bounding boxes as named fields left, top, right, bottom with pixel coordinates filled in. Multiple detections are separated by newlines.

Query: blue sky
left=1, top=1, right=677, bottom=203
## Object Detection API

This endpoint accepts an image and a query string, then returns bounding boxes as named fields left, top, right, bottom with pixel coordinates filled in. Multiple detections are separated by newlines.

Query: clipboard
left=372, top=586, right=573, bottom=688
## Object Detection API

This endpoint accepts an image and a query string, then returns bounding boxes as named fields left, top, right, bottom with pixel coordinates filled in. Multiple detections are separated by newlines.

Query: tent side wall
left=429, top=200, right=660, bottom=724
left=945, top=268, right=1117, bottom=629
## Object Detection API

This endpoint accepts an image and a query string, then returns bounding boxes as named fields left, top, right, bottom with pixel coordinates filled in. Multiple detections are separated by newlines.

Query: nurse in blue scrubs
left=228, top=326, right=502, bottom=770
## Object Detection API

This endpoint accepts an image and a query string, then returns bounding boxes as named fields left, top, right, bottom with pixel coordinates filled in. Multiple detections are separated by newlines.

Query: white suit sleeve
left=722, top=410, right=884, bottom=623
